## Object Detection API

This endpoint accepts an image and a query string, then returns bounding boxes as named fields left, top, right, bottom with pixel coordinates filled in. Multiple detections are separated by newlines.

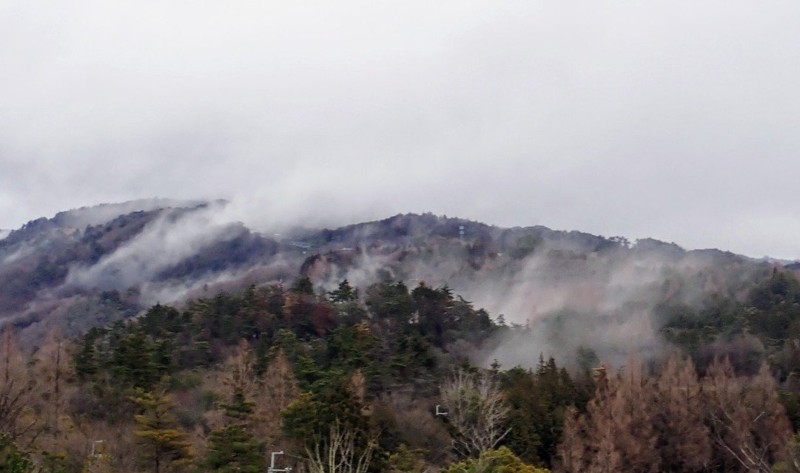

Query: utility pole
left=91, top=440, right=104, bottom=457
left=268, top=451, right=292, bottom=472
left=87, top=440, right=110, bottom=473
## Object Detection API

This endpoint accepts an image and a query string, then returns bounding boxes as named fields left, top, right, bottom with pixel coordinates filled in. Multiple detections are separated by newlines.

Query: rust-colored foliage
left=557, top=355, right=793, bottom=473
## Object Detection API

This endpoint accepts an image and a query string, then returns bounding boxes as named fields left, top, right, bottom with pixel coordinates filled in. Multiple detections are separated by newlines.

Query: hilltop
left=3, top=200, right=800, bottom=472
left=0, top=199, right=787, bottom=364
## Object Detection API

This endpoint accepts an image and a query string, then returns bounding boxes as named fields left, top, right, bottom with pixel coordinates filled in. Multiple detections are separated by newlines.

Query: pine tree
left=443, top=446, right=550, bottom=473
left=203, top=386, right=265, bottom=473
left=203, top=342, right=266, bottom=473
left=131, top=389, right=193, bottom=473
left=330, top=279, right=358, bottom=303
left=203, top=423, right=265, bottom=473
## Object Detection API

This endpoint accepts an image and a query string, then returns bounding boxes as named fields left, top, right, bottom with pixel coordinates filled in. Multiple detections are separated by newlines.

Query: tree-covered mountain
left=0, top=200, right=787, bottom=362
left=4, top=267, right=800, bottom=472
left=4, top=201, right=800, bottom=472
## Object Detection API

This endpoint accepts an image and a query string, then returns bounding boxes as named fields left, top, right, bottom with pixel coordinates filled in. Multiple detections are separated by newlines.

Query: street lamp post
left=268, top=451, right=292, bottom=472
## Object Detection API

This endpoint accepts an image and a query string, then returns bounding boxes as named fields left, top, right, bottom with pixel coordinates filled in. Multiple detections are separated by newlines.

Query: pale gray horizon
left=2, top=2, right=799, bottom=259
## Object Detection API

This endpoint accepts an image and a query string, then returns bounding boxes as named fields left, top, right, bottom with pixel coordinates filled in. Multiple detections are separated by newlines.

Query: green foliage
left=412, top=283, right=454, bottom=348
left=131, top=389, right=193, bottom=473
left=139, top=304, right=186, bottom=338
left=203, top=386, right=263, bottom=472
left=29, top=267, right=800, bottom=472
left=366, top=281, right=415, bottom=325
left=0, top=435, right=34, bottom=473
left=282, top=375, right=369, bottom=442
left=203, top=424, right=264, bottom=473
left=330, top=279, right=359, bottom=303
left=500, top=357, right=591, bottom=466
left=72, top=280, right=500, bottom=407
left=74, top=326, right=104, bottom=379
left=327, top=325, right=377, bottom=363
left=662, top=270, right=800, bottom=374
left=111, top=330, right=160, bottom=389
left=221, top=389, right=254, bottom=420
left=501, top=369, right=542, bottom=464
left=386, top=444, right=428, bottom=472
left=203, top=344, right=265, bottom=473
left=443, top=447, right=550, bottom=473
left=291, top=276, right=315, bottom=295
left=509, top=235, right=542, bottom=260
left=39, top=452, right=70, bottom=473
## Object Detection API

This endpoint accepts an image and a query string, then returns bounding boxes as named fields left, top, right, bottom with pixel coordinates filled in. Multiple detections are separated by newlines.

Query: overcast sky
left=1, top=1, right=799, bottom=259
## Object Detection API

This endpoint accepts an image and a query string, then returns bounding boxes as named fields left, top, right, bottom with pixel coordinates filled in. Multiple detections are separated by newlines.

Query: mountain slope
left=0, top=202, right=786, bottom=361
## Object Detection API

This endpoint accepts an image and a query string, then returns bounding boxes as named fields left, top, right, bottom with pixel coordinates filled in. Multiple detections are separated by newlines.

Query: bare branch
left=303, top=420, right=374, bottom=473
left=439, top=368, right=510, bottom=458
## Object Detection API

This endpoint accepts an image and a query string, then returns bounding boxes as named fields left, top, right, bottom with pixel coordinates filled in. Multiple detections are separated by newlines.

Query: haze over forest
left=2, top=200, right=800, bottom=473
left=3, top=1, right=800, bottom=260
left=0, top=199, right=791, bottom=365
left=3, top=2, right=800, bottom=472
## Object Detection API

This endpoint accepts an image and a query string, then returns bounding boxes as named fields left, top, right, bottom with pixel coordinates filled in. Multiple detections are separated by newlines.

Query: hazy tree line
left=2, top=270, right=800, bottom=472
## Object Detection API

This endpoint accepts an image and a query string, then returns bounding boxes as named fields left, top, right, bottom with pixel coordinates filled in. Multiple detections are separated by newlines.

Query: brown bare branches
left=557, top=355, right=794, bottom=473
left=0, top=328, right=44, bottom=448
left=440, top=368, right=511, bottom=459
left=705, top=358, right=791, bottom=472
left=303, top=420, right=374, bottom=473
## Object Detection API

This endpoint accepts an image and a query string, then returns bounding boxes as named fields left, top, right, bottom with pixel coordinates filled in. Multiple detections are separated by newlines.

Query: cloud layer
left=2, top=1, right=799, bottom=258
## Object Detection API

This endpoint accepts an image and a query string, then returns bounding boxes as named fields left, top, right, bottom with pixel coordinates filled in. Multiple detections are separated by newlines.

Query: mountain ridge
left=0, top=200, right=787, bottom=361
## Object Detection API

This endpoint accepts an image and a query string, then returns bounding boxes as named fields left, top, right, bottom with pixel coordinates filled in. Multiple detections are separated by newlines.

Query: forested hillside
left=0, top=201, right=785, bottom=362
left=3, top=203, right=800, bottom=471
left=3, top=267, right=800, bottom=472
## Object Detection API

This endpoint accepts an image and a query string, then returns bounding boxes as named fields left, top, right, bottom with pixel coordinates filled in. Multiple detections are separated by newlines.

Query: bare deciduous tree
left=558, top=359, right=660, bottom=473
left=557, top=355, right=795, bottom=473
left=223, top=339, right=258, bottom=401
left=262, top=349, right=299, bottom=410
left=705, top=358, right=791, bottom=473
left=557, top=406, right=585, bottom=473
left=254, top=347, right=299, bottom=445
left=654, top=353, right=711, bottom=472
left=440, top=368, right=510, bottom=458
left=0, top=328, right=43, bottom=448
left=379, top=392, right=452, bottom=466
left=303, top=420, right=374, bottom=473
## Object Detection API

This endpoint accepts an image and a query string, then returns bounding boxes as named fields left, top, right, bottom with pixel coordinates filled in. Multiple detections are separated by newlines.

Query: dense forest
left=3, top=268, right=800, bottom=472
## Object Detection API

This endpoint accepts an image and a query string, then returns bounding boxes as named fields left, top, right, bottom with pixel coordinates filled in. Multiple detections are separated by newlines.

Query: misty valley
left=2, top=200, right=800, bottom=473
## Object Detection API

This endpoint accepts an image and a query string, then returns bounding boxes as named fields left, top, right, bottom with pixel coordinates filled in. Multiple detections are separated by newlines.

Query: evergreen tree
left=0, top=434, right=34, bottom=473
left=443, top=446, right=550, bottom=473
left=112, top=330, right=157, bottom=388
left=131, top=389, right=193, bottom=473
left=292, top=276, right=315, bottom=296
left=74, top=327, right=104, bottom=379
left=330, top=279, right=358, bottom=303
left=204, top=343, right=266, bottom=473
left=204, top=424, right=265, bottom=473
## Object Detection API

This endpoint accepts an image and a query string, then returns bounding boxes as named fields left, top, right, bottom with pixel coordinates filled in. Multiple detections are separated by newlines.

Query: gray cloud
left=2, top=1, right=799, bottom=258
left=65, top=203, right=235, bottom=290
